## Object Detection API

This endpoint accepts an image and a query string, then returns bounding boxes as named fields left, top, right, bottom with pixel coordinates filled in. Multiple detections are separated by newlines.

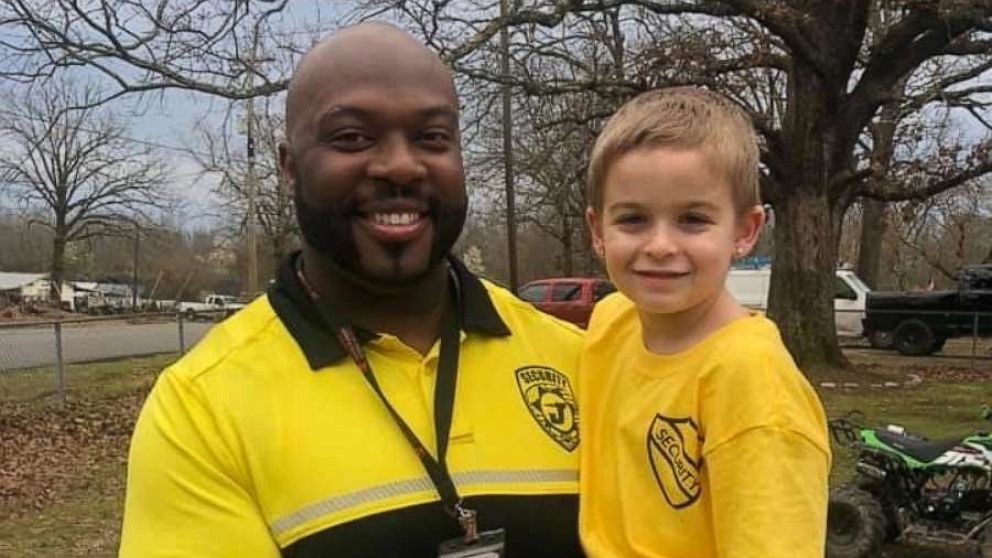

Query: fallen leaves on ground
left=0, top=389, right=149, bottom=518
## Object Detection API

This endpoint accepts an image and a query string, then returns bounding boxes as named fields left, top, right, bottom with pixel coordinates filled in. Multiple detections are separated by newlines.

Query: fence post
left=972, top=311, right=979, bottom=371
left=54, top=321, right=65, bottom=406
left=178, top=312, right=186, bottom=355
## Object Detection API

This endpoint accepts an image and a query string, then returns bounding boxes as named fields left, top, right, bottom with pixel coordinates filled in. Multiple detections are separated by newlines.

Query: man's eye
left=418, top=130, right=452, bottom=148
left=328, top=132, right=373, bottom=150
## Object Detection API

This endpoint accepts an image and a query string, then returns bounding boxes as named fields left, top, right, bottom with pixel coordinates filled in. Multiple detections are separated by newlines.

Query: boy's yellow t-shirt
left=578, top=294, right=830, bottom=558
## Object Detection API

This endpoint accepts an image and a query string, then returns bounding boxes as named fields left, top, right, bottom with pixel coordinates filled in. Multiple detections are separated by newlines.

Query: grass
left=0, top=354, right=175, bottom=408
left=0, top=354, right=175, bottom=558
left=0, top=461, right=125, bottom=557
left=0, top=350, right=988, bottom=557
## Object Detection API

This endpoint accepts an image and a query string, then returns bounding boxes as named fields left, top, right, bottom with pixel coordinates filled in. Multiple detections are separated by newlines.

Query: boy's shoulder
left=585, top=292, right=638, bottom=345
left=700, top=314, right=812, bottom=390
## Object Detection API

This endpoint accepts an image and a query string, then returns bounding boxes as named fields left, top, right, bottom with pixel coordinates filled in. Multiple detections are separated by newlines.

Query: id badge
left=437, top=528, right=506, bottom=558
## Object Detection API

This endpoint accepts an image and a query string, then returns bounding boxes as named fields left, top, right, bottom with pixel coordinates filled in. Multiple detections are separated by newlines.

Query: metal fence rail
left=0, top=311, right=221, bottom=405
left=3, top=305, right=991, bottom=406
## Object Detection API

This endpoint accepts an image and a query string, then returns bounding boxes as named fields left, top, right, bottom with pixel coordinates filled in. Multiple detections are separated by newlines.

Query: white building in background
left=0, top=272, right=77, bottom=310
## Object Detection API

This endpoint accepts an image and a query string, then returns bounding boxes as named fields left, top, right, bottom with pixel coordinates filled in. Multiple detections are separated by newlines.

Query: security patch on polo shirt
left=647, top=414, right=703, bottom=509
left=515, top=366, right=578, bottom=452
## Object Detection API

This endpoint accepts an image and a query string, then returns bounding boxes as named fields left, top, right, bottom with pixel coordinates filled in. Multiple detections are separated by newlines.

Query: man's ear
left=277, top=141, right=296, bottom=196
left=734, top=205, right=765, bottom=257
left=586, top=206, right=605, bottom=259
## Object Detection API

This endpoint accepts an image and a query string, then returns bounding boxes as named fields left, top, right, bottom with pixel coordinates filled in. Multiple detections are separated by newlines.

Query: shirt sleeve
left=705, top=426, right=830, bottom=558
left=118, top=368, right=280, bottom=558
left=699, top=340, right=830, bottom=558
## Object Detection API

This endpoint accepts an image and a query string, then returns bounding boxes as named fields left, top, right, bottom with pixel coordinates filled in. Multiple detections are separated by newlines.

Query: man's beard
left=293, top=183, right=467, bottom=289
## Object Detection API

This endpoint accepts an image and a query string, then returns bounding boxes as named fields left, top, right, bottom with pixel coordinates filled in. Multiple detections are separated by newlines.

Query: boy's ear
left=586, top=206, right=605, bottom=259
left=734, top=205, right=765, bottom=257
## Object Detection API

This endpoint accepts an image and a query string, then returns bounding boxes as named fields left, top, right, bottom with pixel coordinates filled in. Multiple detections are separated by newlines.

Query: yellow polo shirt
left=579, top=294, right=830, bottom=558
left=120, top=255, right=584, bottom=557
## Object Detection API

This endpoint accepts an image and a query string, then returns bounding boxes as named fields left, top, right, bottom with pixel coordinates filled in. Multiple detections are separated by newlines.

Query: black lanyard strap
left=333, top=301, right=462, bottom=515
left=296, top=262, right=478, bottom=540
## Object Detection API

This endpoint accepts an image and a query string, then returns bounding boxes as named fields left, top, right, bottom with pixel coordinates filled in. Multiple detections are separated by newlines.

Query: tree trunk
left=856, top=199, right=886, bottom=289
left=50, top=231, right=67, bottom=306
left=561, top=210, right=573, bottom=276
left=271, top=233, right=287, bottom=275
left=855, top=79, right=902, bottom=292
left=766, top=190, right=849, bottom=372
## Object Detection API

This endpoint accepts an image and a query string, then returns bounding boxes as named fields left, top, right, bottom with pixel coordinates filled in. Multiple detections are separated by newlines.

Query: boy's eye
left=613, top=213, right=646, bottom=226
left=680, top=213, right=713, bottom=227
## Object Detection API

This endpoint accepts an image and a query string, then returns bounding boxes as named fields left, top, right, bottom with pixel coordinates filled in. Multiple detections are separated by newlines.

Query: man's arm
left=706, top=427, right=829, bottom=558
left=119, top=369, right=280, bottom=558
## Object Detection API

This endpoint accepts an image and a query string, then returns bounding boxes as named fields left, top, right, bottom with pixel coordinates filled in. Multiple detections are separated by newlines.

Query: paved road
left=0, top=321, right=214, bottom=371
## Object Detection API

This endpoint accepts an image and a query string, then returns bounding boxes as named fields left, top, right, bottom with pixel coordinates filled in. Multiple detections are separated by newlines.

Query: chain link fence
left=0, top=312, right=220, bottom=405
left=4, top=306, right=991, bottom=405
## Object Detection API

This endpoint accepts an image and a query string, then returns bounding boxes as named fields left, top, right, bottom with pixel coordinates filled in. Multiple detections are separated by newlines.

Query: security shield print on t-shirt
left=647, top=414, right=703, bottom=509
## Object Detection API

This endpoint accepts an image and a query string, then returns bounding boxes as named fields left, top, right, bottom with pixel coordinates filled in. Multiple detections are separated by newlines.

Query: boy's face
left=586, top=146, right=762, bottom=318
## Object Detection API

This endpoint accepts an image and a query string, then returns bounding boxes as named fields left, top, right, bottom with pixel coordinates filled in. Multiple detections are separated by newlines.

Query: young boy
left=579, top=87, right=830, bottom=558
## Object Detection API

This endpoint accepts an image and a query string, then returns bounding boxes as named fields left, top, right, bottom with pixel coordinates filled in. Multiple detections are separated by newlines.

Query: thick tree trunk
left=766, top=191, right=849, bottom=371
left=768, top=54, right=854, bottom=373
left=856, top=199, right=886, bottom=289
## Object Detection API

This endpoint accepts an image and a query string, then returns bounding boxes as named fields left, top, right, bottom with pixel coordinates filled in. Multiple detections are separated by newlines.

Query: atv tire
left=979, top=524, right=992, bottom=558
left=827, top=485, right=886, bottom=558
left=893, top=319, right=936, bottom=356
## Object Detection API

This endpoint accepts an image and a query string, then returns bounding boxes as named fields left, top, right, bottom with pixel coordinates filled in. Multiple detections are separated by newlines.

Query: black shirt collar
left=268, top=251, right=510, bottom=371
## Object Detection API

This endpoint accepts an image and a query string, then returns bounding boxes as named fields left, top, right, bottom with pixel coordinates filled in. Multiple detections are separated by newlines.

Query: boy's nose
left=642, top=226, right=679, bottom=259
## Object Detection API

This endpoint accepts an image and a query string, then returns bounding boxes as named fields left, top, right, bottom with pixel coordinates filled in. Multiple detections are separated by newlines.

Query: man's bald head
left=285, top=22, right=456, bottom=138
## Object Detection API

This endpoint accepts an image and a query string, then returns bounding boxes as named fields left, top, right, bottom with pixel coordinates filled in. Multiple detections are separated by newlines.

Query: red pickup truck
left=518, top=277, right=615, bottom=328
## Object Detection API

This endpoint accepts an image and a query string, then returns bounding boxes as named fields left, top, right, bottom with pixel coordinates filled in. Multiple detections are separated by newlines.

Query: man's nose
left=367, top=135, right=427, bottom=186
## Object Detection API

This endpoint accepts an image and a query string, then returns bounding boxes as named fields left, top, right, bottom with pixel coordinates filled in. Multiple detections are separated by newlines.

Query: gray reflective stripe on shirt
left=269, top=468, right=577, bottom=538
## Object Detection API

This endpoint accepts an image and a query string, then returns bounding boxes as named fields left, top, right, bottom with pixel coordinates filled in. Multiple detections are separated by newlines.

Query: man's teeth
left=372, top=212, right=420, bottom=226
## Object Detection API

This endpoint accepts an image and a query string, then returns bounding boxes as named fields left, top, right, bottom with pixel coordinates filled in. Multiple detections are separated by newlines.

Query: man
left=119, top=22, right=584, bottom=557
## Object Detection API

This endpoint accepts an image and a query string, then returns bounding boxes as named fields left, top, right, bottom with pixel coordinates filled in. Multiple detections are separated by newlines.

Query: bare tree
left=0, top=0, right=303, bottom=104
left=192, top=98, right=297, bottom=280
left=356, top=0, right=992, bottom=370
left=2, top=0, right=990, bottom=370
left=0, top=82, right=169, bottom=302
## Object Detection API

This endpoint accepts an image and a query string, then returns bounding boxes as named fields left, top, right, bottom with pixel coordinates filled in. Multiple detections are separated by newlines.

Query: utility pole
left=132, top=222, right=140, bottom=312
left=500, top=0, right=519, bottom=292
left=244, top=23, right=260, bottom=295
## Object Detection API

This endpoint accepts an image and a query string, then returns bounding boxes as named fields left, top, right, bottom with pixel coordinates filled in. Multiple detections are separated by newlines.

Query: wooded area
left=0, top=0, right=988, bottom=370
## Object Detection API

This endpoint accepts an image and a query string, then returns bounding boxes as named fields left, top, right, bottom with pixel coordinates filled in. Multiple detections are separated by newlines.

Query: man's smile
left=359, top=211, right=430, bottom=243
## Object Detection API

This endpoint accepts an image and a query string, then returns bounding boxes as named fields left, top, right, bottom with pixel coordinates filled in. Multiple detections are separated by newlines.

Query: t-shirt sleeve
left=699, top=342, right=830, bottom=558
left=118, top=368, right=280, bottom=558
left=706, top=427, right=829, bottom=558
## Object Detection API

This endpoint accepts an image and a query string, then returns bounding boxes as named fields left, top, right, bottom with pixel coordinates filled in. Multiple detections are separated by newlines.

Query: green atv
left=827, top=408, right=992, bottom=558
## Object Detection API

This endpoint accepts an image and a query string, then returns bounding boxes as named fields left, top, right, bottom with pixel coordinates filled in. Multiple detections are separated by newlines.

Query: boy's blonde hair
left=586, top=87, right=760, bottom=213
